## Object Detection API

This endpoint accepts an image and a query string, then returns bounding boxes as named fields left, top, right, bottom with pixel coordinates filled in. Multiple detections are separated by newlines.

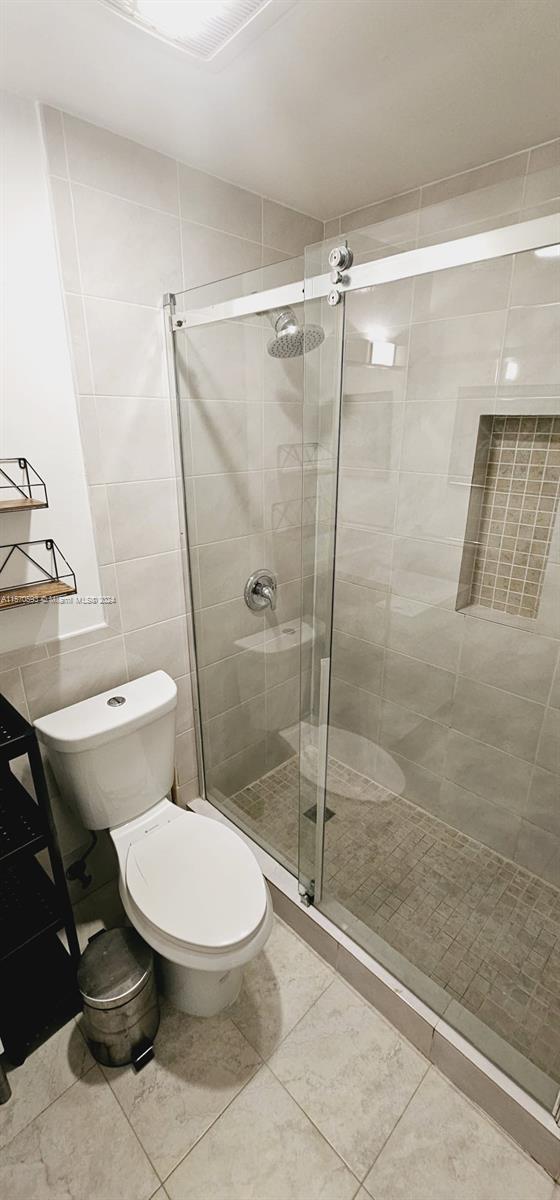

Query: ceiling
left=1, top=0, right=558, bottom=219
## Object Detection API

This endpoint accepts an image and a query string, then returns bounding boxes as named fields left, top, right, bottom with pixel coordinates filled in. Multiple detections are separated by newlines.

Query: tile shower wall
left=327, top=138, right=560, bottom=887
left=0, top=104, right=322, bottom=886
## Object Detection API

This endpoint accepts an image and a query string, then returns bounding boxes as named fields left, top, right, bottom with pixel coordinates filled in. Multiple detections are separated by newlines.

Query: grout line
left=48, top=171, right=180, bottom=221
left=48, top=170, right=321, bottom=250
left=260, top=962, right=424, bottom=1187
left=104, top=474, right=182, bottom=488
left=97, top=1061, right=165, bottom=1185
left=0, top=1027, right=95, bottom=1155
left=358, top=1065, right=430, bottom=1183
left=146, top=1022, right=267, bottom=1187
left=335, top=134, right=558, bottom=225
left=56, top=117, right=127, bottom=651
left=260, top=976, right=370, bottom=1174
left=65, top=288, right=167, bottom=313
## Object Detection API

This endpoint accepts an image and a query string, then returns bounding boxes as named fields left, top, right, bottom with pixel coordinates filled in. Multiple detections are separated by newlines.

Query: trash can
left=77, top=927, right=159, bottom=1071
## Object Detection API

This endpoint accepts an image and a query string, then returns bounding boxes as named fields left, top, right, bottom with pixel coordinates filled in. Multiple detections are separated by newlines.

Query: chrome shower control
left=245, top=569, right=277, bottom=612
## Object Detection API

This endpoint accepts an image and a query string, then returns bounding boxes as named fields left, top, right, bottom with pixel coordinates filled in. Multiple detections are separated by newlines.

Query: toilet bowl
left=112, top=797, right=272, bottom=1015
left=35, top=671, right=273, bottom=1017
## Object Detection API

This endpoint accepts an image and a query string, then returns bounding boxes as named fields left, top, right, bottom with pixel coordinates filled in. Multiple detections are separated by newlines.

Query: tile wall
left=325, top=139, right=560, bottom=886
left=0, top=104, right=322, bottom=889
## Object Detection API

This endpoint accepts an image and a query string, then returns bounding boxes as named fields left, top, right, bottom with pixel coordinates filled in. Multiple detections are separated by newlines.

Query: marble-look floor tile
left=102, top=998, right=261, bottom=1180
left=364, top=1068, right=554, bottom=1200
left=0, top=1065, right=158, bottom=1200
left=229, top=917, right=333, bottom=1058
left=0, top=1018, right=93, bottom=1151
left=269, top=977, right=428, bottom=1179
left=165, top=1065, right=358, bottom=1200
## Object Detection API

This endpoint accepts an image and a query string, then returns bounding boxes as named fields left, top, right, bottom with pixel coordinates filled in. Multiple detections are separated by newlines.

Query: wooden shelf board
left=0, top=581, right=76, bottom=610
left=0, top=498, right=47, bottom=512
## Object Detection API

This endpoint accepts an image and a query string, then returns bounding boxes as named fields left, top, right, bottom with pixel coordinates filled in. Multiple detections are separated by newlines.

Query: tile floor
left=231, top=755, right=560, bottom=1085
left=0, top=915, right=556, bottom=1200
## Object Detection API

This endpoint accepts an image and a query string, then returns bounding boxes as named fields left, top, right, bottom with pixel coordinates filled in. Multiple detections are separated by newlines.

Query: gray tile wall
left=0, top=105, right=322, bottom=880
left=328, top=139, right=560, bottom=887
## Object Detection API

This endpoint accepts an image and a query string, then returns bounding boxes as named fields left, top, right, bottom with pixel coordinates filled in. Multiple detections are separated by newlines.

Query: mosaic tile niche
left=458, top=415, right=560, bottom=618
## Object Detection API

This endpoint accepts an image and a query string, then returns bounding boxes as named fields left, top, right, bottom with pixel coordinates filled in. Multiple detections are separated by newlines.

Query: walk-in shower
left=166, top=184, right=560, bottom=1124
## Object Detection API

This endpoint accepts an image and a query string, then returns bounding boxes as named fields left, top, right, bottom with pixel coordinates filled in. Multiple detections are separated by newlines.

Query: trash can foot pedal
left=132, top=1039, right=154, bottom=1071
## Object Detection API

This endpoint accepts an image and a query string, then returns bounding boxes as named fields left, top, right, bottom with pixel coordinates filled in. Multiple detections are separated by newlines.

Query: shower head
left=264, top=307, right=325, bottom=359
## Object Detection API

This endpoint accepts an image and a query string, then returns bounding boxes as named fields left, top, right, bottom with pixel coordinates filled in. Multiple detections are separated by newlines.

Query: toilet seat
left=125, top=808, right=269, bottom=954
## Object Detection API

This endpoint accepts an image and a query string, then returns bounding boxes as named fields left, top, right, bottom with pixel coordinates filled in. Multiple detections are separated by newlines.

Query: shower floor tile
left=229, top=755, right=560, bottom=1089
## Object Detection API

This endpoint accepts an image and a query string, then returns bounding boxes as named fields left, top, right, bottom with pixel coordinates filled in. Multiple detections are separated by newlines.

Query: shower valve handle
left=245, top=569, right=277, bottom=612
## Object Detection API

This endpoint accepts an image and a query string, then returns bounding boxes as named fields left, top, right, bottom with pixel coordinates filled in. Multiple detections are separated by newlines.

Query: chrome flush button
left=107, top=696, right=126, bottom=707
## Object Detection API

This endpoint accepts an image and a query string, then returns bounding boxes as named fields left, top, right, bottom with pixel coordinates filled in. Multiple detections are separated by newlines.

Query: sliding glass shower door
left=169, top=259, right=312, bottom=876
left=302, top=217, right=560, bottom=1111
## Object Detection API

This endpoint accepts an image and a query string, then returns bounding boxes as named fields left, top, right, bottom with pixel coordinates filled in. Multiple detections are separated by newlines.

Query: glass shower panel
left=305, top=238, right=560, bottom=1110
left=170, top=262, right=310, bottom=874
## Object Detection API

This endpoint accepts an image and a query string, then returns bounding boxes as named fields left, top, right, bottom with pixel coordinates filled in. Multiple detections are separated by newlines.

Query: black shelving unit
left=0, top=693, right=80, bottom=1098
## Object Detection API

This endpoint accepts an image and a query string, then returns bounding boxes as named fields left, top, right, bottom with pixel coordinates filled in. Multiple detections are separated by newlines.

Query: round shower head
left=268, top=324, right=325, bottom=359
left=264, top=306, right=325, bottom=359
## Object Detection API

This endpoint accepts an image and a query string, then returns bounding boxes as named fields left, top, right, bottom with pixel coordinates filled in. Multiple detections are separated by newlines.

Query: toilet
left=34, top=671, right=273, bottom=1017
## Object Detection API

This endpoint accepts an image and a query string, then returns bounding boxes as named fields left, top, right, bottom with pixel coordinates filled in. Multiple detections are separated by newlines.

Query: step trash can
left=77, top=927, right=159, bottom=1070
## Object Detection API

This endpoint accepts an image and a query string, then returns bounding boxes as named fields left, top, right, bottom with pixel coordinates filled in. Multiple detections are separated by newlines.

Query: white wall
left=0, top=90, right=101, bottom=653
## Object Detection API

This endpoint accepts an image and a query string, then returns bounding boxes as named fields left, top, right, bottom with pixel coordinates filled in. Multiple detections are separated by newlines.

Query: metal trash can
left=77, top=927, right=159, bottom=1071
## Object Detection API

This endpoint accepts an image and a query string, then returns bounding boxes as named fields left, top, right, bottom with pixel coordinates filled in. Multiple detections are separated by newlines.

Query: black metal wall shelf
left=0, top=694, right=80, bottom=1082
left=0, top=540, right=76, bottom=611
left=0, top=459, right=48, bottom=513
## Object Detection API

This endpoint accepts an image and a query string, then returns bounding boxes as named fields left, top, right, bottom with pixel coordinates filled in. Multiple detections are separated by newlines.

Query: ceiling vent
left=100, top=0, right=294, bottom=63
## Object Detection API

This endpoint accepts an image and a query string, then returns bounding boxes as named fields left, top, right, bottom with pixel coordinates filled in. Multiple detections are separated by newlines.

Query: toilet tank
left=34, top=672, right=178, bottom=830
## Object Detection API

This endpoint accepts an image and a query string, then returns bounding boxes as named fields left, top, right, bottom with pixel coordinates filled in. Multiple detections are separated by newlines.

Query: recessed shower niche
left=458, top=414, right=560, bottom=619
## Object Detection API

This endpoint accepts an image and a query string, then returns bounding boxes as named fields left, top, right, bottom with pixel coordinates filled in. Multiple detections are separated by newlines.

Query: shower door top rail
left=170, top=212, right=559, bottom=330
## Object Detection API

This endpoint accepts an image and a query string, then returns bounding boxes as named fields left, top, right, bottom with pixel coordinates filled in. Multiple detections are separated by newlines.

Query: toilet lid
left=125, top=812, right=268, bottom=952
